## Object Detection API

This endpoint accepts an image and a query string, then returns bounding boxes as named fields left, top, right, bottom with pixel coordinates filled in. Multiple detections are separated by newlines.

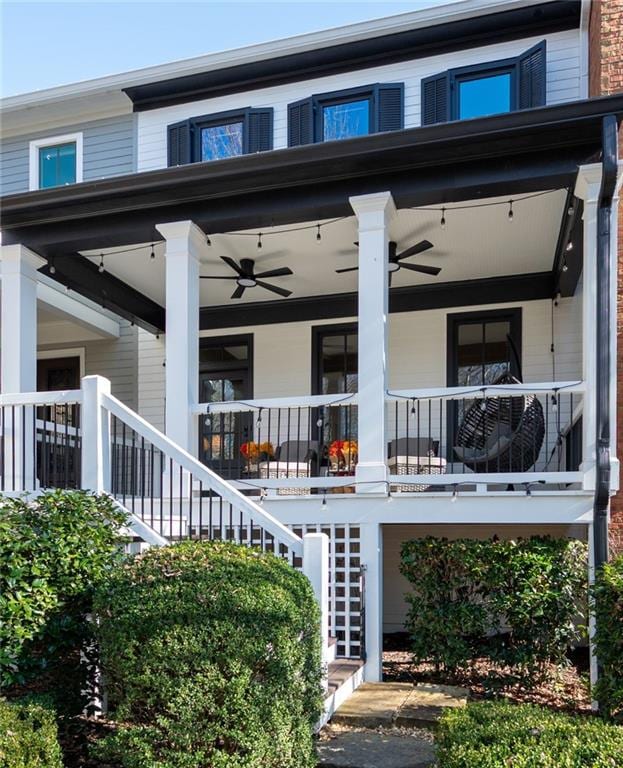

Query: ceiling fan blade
left=254, top=266, right=293, bottom=279
left=396, top=240, right=434, bottom=261
left=220, top=256, right=244, bottom=275
left=231, top=285, right=246, bottom=299
left=400, top=262, right=442, bottom=276
left=255, top=280, right=292, bottom=298
left=335, top=266, right=359, bottom=274
left=200, top=275, right=238, bottom=279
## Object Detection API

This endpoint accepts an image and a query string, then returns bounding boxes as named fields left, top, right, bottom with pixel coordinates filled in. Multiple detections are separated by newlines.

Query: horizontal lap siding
left=0, top=114, right=136, bottom=196
left=137, top=29, right=581, bottom=172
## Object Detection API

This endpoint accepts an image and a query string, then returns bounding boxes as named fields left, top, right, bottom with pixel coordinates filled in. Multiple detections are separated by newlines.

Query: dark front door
left=36, top=356, right=81, bottom=488
left=199, top=337, right=252, bottom=479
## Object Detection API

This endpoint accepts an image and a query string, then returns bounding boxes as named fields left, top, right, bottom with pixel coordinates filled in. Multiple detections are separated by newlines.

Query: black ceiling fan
left=200, top=256, right=294, bottom=299
left=335, top=240, right=440, bottom=285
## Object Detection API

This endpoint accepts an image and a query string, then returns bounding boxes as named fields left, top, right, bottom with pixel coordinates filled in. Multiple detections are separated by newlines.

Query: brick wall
left=589, top=0, right=623, bottom=553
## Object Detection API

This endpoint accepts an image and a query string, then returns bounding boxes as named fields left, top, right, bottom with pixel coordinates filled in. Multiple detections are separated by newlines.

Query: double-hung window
left=29, top=133, right=83, bottom=190
left=421, top=41, right=546, bottom=126
left=288, top=83, right=404, bottom=147
left=167, top=108, right=273, bottom=167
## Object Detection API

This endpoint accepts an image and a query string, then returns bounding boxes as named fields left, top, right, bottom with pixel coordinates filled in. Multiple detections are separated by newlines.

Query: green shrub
left=0, top=490, right=127, bottom=707
left=400, top=536, right=587, bottom=684
left=593, top=553, right=623, bottom=720
left=436, top=701, right=623, bottom=768
left=0, top=697, right=63, bottom=768
left=93, top=540, right=323, bottom=768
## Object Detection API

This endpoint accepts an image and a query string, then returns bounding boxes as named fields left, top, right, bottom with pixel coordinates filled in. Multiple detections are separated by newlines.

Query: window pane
left=200, top=344, right=248, bottom=367
left=323, top=99, right=370, bottom=141
left=456, top=319, right=512, bottom=387
left=458, top=73, right=511, bottom=120
left=201, top=122, right=243, bottom=161
left=38, top=142, right=76, bottom=189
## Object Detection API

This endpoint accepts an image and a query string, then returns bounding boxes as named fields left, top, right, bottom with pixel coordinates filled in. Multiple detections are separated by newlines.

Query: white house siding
left=382, top=523, right=587, bottom=634
left=137, top=295, right=582, bottom=439
left=137, top=29, right=581, bottom=172
left=38, top=321, right=138, bottom=410
left=0, top=114, right=136, bottom=196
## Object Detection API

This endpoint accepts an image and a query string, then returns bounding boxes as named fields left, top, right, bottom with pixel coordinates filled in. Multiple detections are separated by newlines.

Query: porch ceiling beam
left=199, top=271, right=555, bottom=330
left=38, top=254, right=165, bottom=334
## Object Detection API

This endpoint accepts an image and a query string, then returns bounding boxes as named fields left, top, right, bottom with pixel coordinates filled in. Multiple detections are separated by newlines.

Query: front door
left=198, top=337, right=252, bottom=479
left=36, top=355, right=81, bottom=488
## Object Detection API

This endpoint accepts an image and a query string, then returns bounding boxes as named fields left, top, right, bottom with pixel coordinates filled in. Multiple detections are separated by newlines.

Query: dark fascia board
left=553, top=194, right=583, bottom=296
left=2, top=94, right=623, bottom=244
left=40, top=255, right=165, bottom=334
left=123, top=1, right=580, bottom=111
left=199, top=272, right=555, bottom=330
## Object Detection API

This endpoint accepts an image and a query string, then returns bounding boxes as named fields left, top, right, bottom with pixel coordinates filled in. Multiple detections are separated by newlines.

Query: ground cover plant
left=400, top=536, right=587, bottom=689
left=436, top=700, right=623, bottom=768
left=592, top=551, right=623, bottom=721
left=0, top=696, right=63, bottom=768
left=93, top=540, right=323, bottom=768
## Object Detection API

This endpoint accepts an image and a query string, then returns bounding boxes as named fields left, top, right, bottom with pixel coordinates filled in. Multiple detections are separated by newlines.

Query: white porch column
left=360, top=522, right=383, bottom=681
left=350, top=191, right=396, bottom=494
left=575, top=165, right=603, bottom=491
left=0, top=244, right=45, bottom=490
left=155, top=221, right=207, bottom=454
left=81, top=375, right=111, bottom=494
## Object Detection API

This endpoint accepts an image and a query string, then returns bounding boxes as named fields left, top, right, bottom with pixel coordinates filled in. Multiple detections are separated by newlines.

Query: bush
left=0, top=697, right=63, bottom=768
left=93, top=540, right=323, bottom=768
left=400, top=536, right=587, bottom=685
left=593, top=552, right=623, bottom=720
left=0, top=490, right=127, bottom=707
left=436, top=701, right=623, bottom=768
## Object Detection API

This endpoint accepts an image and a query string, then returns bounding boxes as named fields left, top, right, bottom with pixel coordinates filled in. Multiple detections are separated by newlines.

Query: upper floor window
left=288, top=83, right=403, bottom=147
left=29, top=133, right=83, bottom=190
left=167, top=108, right=273, bottom=167
left=421, top=41, right=546, bottom=126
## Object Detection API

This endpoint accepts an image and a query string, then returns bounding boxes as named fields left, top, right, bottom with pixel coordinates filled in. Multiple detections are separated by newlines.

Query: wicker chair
left=388, top=437, right=446, bottom=492
left=452, top=373, right=545, bottom=473
left=258, top=440, right=318, bottom=496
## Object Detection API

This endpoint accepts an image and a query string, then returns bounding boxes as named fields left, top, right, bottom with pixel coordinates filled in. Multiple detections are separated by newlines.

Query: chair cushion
left=453, top=434, right=512, bottom=463
left=276, top=441, right=318, bottom=462
left=388, top=437, right=436, bottom=458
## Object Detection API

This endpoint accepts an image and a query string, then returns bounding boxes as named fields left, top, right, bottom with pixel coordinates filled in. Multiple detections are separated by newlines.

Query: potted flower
left=328, top=439, right=358, bottom=471
left=240, top=441, right=275, bottom=471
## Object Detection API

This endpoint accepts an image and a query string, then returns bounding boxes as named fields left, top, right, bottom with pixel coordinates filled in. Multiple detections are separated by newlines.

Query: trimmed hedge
left=436, top=701, right=623, bottom=768
left=400, top=536, right=587, bottom=685
left=93, top=540, right=323, bottom=768
left=0, top=697, right=62, bottom=768
left=0, top=491, right=127, bottom=709
left=593, top=552, right=623, bottom=720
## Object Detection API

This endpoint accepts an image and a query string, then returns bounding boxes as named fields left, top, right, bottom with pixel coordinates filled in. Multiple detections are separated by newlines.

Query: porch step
left=321, top=659, right=365, bottom=729
left=330, top=682, right=468, bottom=729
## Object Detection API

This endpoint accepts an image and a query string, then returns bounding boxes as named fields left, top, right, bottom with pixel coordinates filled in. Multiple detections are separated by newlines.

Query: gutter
left=593, top=114, right=618, bottom=569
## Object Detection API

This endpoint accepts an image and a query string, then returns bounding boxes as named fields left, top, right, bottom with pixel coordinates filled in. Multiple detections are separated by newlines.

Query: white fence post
left=303, top=532, right=330, bottom=681
left=81, top=376, right=111, bottom=494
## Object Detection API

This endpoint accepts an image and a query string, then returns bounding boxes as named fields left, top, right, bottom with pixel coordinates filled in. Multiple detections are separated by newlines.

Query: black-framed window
left=446, top=308, right=522, bottom=458
left=421, top=41, right=546, bottom=126
left=168, top=108, right=273, bottom=166
left=288, top=83, right=403, bottom=147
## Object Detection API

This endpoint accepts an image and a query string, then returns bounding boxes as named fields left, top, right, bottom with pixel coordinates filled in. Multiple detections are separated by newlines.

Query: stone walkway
left=317, top=682, right=468, bottom=767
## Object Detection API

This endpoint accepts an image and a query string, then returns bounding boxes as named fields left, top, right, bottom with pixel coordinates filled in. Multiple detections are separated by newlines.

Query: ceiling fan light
left=237, top=277, right=256, bottom=288
left=388, top=262, right=400, bottom=272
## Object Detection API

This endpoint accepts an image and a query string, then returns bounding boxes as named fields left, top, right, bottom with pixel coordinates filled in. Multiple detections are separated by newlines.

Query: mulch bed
left=383, top=647, right=592, bottom=715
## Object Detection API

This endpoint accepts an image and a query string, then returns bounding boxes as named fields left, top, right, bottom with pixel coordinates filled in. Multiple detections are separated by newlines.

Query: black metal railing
left=0, top=402, right=81, bottom=492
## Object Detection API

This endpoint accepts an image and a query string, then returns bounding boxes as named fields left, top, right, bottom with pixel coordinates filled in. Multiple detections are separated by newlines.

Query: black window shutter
left=421, top=72, right=449, bottom=125
left=518, top=40, right=546, bottom=110
left=374, top=83, right=404, bottom=133
left=167, top=119, right=193, bottom=166
left=287, top=97, right=314, bottom=147
left=246, top=108, right=274, bottom=153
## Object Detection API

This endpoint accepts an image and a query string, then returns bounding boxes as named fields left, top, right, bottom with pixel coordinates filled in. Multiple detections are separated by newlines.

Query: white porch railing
left=191, top=381, right=586, bottom=494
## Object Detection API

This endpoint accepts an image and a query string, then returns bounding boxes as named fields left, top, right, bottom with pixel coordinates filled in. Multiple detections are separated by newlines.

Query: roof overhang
left=2, top=94, right=621, bottom=333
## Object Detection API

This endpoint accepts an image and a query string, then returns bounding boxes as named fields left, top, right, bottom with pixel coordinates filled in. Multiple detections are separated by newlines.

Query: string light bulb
left=410, top=399, right=417, bottom=417
left=440, top=207, right=446, bottom=229
left=49, top=260, right=56, bottom=275
left=508, top=200, right=514, bottom=221
left=316, top=224, right=322, bottom=242
left=567, top=202, right=575, bottom=216
left=565, top=241, right=573, bottom=252
left=257, top=232, right=263, bottom=249
left=206, top=234, right=212, bottom=246
left=98, top=254, right=105, bottom=274
left=321, top=494, right=327, bottom=509
left=150, top=244, right=155, bottom=260
left=451, top=485, right=458, bottom=502
left=526, top=484, right=532, bottom=498
left=551, top=393, right=558, bottom=413
left=256, top=408, right=263, bottom=428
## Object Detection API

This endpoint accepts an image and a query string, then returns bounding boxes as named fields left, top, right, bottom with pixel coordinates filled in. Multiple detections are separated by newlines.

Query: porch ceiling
left=80, top=190, right=567, bottom=308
